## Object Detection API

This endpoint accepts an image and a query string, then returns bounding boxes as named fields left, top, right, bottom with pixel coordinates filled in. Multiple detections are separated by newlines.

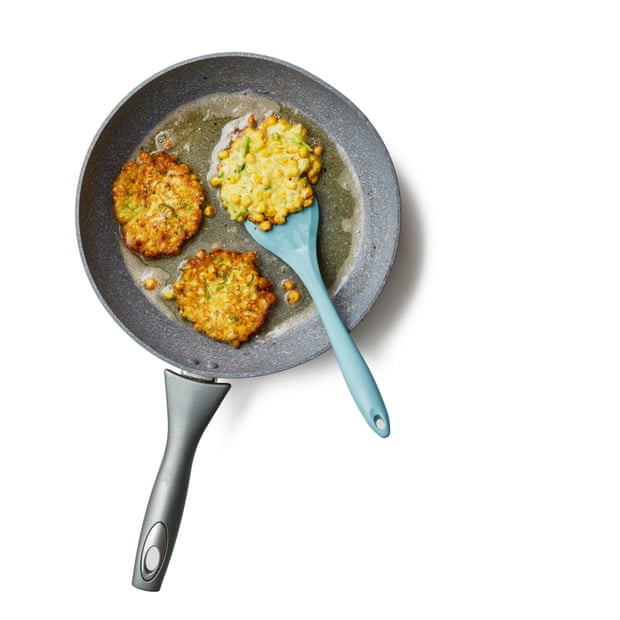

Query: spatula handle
left=301, top=269, right=390, bottom=438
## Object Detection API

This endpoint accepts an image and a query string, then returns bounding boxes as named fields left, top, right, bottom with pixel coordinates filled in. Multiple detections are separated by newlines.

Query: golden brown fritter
left=173, top=248, right=276, bottom=348
left=210, top=115, right=323, bottom=231
left=112, top=150, right=204, bottom=258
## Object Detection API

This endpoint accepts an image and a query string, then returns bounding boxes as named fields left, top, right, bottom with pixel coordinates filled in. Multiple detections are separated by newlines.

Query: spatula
left=245, top=198, right=390, bottom=437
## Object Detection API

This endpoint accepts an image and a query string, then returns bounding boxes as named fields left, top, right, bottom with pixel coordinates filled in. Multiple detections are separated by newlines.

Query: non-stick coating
left=76, top=53, right=400, bottom=379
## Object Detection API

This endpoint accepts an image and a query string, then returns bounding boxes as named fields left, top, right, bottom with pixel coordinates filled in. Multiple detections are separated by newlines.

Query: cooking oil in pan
left=120, top=91, right=361, bottom=337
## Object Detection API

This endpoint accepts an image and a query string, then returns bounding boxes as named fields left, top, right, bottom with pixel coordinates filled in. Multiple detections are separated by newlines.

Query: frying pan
left=76, top=52, right=400, bottom=591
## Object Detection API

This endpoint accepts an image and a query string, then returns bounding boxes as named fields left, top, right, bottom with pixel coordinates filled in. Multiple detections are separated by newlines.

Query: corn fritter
left=173, top=248, right=276, bottom=348
left=210, top=115, right=323, bottom=231
left=112, top=150, right=204, bottom=258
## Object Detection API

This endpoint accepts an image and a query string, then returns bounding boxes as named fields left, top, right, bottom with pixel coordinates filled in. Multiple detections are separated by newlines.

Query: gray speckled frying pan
left=76, top=52, right=400, bottom=591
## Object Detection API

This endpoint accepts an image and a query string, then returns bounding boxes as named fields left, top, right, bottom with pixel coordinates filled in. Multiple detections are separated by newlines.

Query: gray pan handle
left=132, top=369, right=231, bottom=591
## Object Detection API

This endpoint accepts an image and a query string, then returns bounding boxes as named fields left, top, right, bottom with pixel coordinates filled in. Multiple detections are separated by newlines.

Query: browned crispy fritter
left=173, top=248, right=276, bottom=348
left=112, top=150, right=204, bottom=258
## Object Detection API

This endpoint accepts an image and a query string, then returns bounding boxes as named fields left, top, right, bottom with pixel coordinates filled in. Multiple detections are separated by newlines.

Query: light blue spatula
left=245, top=198, right=390, bottom=437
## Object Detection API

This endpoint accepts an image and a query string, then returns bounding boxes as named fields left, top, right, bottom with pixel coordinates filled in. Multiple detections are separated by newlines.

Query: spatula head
left=244, top=198, right=320, bottom=268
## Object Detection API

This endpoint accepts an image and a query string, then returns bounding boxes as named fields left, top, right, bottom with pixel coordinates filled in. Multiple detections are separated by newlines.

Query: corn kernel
left=144, top=277, right=157, bottom=291
left=286, top=289, right=301, bottom=305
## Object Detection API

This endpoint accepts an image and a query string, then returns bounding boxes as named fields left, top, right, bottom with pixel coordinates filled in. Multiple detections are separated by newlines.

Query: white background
left=2, top=1, right=619, bottom=618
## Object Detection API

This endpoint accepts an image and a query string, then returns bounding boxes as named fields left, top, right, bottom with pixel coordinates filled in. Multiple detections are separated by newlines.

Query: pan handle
left=132, top=369, right=231, bottom=591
